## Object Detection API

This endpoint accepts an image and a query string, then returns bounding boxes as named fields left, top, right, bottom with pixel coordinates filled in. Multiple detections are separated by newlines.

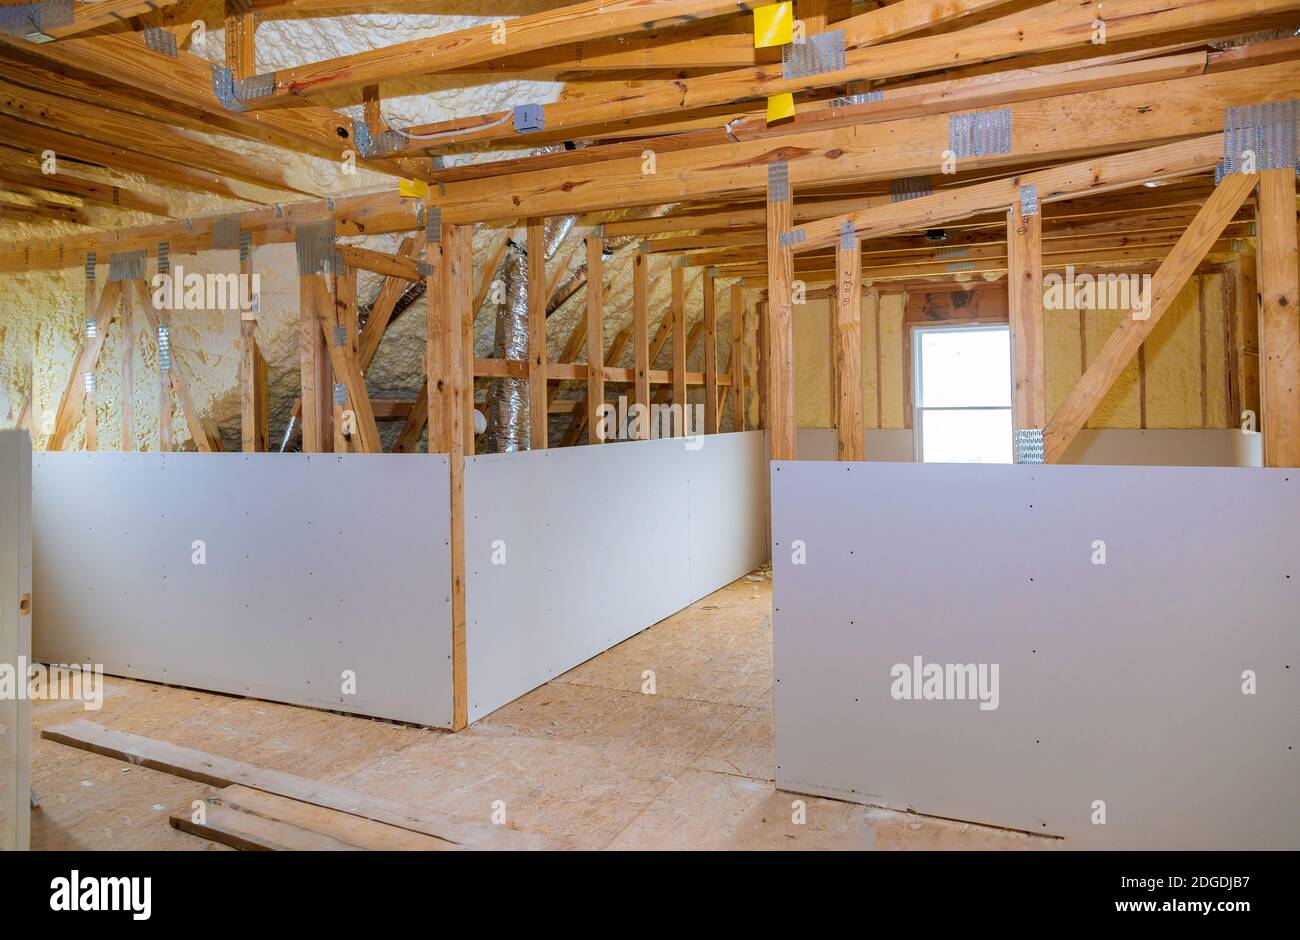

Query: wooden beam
left=703, top=265, right=718, bottom=434
left=1043, top=173, right=1257, bottom=462
left=356, top=233, right=427, bottom=368
left=527, top=219, right=548, bottom=449
left=230, top=0, right=773, bottom=108
left=633, top=252, right=650, bottom=439
left=794, top=136, right=1229, bottom=251
left=586, top=234, right=605, bottom=443
left=767, top=165, right=796, bottom=461
left=835, top=230, right=863, bottom=460
left=388, top=0, right=1023, bottom=150
left=0, top=81, right=311, bottom=196
left=39, top=0, right=182, bottom=39
left=1256, top=168, right=1300, bottom=467
left=0, top=187, right=421, bottom=274
left=1008, top=196, right=1045, bottom=435
left=0, top=114, right=263, bottom=205
left=0, top=165, right=170, bottom=217
left=433, top=59, right=1300, bottom=222
left=730, top=282, right=745, bottom=431
left=401, top=0, right=1277, bottom=152
left=2, top=30, right=424, bottom=180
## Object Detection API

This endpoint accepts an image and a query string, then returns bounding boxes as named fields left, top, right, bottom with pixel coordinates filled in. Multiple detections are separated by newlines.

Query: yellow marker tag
left=399, top=178, right=429, bottom=199
left=766, top=93, right=795, bottom=123
left=753, top=2, right=793, bottom=49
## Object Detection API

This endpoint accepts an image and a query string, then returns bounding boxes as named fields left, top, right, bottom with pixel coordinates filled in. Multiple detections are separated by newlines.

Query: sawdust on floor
left=29, top=574, right=1054, bottom=851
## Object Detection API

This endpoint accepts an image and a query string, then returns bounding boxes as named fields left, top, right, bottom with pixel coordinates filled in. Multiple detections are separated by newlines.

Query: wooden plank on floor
left=42, top=719, right=541, bottom=849
left=171, top=803, right=366, bottom=852
left=213, top=785, right=459, bottom=851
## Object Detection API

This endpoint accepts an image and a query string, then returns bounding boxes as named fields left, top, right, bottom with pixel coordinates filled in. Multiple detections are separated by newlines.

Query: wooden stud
left=730, top=284, right=746, bottom=432
left=444, top=223, right=472, bottom=732
left=298, top=274, right=333, bottom=453
left=1256, top=168, right=1300, bottom=466
left=757, top=299, right=768, bottom=431
left=527, top=219, right=548, bottom=449
left=119, top=285, right=133, bottom=451
left=586, top=235, right=605, bottom=443
left=158, top=309, right=173, bottom=452
left=224, top=3, right=257, bottom=80
left=1233, top=243, right=1261, bottom=428
left=671, top=262, right=687, bottom=435
left=633, top=252, right=650, bottom=439
left=240, top=244, right=268, bottom=452
left=766, top=169, right=796, bottom=461
left=835, top=232, right=863, bottom=460
left=703, top=266, right=718, bottom=435
left=425, top=235, right=448, bottom=454
left=1008, top=198, right=1045, bottom=432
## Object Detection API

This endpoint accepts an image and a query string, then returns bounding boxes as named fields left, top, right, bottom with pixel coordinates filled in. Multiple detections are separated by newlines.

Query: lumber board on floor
left=171, top=804, right=365, bottom=851
left=214, top=786, right=458, bottom=851
left=43, top=719, right=541, bottom=849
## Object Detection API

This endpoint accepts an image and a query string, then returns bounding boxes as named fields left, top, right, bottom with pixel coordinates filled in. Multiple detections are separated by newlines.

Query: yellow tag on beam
left=399, top=178, right=429, bottom=199
left=766, top=93, right=795, bottom=123
left=753, top=2, right=793, bottom=49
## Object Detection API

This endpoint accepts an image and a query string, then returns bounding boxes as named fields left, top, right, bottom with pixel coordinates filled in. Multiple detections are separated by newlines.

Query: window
left=913, top=325, right=1012, bottom=464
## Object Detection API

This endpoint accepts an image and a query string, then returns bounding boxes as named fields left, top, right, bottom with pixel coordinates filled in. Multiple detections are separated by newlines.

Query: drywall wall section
left=684, top=431, right=769, bottom=601
left=33, top=453, right=454, bottom=728
left=464, top=431, right=768, bottom=723
left=0, top=431, right=31, bottom=850
left=771, top=461, right=1298, bottom=849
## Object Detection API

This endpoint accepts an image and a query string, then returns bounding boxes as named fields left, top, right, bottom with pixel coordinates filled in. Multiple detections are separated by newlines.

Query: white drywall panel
left=0, top=431, right=31, bottom=851
left=685, top=431, right=768, bottom=602
left=772, top=461, right=1298, bottom=849
left=465, top=431, right=768, bottom=723
left=33, top=453, right=453, bottom=728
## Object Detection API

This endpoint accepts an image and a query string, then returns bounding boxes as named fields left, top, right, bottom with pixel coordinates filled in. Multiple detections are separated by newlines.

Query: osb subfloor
left=30, top=573, right=1054, bottom=851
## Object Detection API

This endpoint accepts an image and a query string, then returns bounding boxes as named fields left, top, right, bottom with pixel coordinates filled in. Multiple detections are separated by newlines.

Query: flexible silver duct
left=482, top=208, right=577, bottom=452
left=545, top=203, right=679, bottom=317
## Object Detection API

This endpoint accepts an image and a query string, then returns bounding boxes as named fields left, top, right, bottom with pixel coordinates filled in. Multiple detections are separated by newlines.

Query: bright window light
left=914, top=325, right=1013, bottom=464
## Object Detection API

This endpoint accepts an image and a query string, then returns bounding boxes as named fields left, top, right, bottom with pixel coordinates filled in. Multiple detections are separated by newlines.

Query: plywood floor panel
left=31, top=574, right=1051, bottom=851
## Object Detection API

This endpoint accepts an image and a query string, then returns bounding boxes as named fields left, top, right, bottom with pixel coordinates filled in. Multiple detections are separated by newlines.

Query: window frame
left=911, top=323, right=1013, bottom=463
